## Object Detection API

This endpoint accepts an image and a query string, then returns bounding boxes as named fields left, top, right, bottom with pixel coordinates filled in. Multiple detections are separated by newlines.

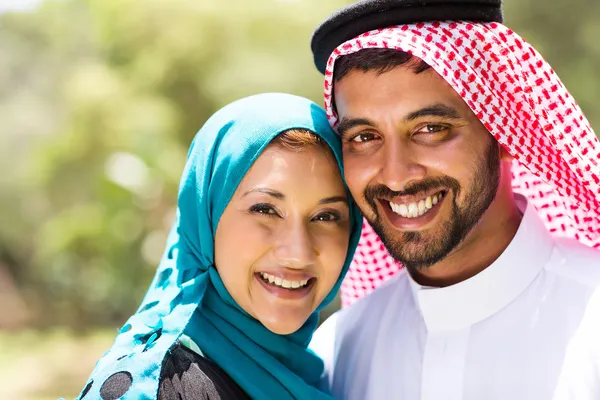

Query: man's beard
left=363, top=138, right=501, bottom=273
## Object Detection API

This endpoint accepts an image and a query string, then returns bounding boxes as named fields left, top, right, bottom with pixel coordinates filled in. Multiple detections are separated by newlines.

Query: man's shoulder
left=340, top=269, right=411, bottom=322
left=309, top=269, right=412, bottom=391
left=550, top=242, right=600, bottom=398
left=547, top=238, right=600, bottom=289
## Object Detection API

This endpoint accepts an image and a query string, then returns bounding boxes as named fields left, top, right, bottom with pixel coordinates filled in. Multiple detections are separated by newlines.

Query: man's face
left=334, top=64, right=501, bottom=271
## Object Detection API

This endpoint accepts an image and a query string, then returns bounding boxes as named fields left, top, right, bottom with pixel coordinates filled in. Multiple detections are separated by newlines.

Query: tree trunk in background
left=0, top=261, right=31, bottom=330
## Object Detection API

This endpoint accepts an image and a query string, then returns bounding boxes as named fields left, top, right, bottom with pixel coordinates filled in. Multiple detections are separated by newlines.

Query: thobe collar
left=408, top=194, right=555, bottom=331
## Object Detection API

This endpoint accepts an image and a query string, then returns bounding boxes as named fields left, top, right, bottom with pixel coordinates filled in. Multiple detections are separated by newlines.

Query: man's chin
left=373, top=218, right=435, bottom=245
left=383, top=241, right=441, bottom=270
left=369, top=218, right=450, bottom=269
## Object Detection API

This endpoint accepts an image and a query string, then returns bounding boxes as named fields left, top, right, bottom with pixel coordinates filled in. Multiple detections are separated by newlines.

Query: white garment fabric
left=310, top=195, right=600, bottom=400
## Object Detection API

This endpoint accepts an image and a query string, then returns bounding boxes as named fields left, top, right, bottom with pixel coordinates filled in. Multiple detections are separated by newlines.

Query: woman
left=76, top=93, right=362, bottom=400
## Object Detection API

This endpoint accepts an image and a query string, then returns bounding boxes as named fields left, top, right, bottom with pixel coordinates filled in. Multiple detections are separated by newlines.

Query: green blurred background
left=1, top=0, right=599, bottom=398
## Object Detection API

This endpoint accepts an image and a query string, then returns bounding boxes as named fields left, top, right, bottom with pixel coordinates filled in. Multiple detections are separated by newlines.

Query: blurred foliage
left=0, top=329, right=115, bottom=399
left=1, top=0, right=599, bottom=330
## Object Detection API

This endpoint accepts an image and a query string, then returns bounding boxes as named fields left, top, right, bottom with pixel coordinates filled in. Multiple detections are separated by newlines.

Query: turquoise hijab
left=78, top=93, right=362, bottom=400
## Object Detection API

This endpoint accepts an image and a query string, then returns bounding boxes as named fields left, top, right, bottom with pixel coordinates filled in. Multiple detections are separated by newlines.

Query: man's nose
left=378, top=140, right=427, bottom=192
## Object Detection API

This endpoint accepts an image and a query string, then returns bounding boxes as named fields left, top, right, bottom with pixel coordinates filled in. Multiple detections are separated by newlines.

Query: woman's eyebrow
left=243, top=190, right=346, bottom=205
left=243, top=188, right=285, bottom=200
left=319, top=195, right=348, bottom=205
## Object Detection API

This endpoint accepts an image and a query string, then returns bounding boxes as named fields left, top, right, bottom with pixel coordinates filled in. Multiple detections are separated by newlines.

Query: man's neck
left=409, top=193, right=523, bottom=288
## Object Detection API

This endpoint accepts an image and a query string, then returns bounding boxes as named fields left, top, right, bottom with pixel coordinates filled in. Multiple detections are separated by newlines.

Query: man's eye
left=417, top=124, right=449, bottom=134
left=249, top=204, right=279, bottom=217
left=350, top=132, right=377, bottom=143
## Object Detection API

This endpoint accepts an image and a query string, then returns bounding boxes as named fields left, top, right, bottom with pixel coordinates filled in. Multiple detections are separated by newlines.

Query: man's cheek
left=343, top=165, right=368, bottom=199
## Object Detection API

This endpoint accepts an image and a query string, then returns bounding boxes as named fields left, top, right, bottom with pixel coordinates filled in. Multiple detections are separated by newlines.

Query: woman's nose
left=272, top=223, right=317, bottom=268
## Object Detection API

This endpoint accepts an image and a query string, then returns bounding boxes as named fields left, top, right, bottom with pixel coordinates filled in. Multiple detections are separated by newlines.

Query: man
left=308, top=1, right=600, bottom=399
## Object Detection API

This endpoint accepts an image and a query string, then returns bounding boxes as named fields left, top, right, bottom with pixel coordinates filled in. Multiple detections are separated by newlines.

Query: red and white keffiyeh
left=322, top=22, right=600, bottom=306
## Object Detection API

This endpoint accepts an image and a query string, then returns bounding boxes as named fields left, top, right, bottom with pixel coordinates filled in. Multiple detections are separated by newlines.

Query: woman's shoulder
left=158, top=343, right=250, bottom=400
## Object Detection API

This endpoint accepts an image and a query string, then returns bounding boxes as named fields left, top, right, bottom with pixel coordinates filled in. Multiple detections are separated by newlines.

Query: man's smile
left=387, top=190, right=447, bottom=219
left=377, top=190, right=449, bottom=230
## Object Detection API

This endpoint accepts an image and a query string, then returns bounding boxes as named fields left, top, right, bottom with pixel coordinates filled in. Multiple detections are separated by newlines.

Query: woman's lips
left=254, top=273, right=316, bottom=300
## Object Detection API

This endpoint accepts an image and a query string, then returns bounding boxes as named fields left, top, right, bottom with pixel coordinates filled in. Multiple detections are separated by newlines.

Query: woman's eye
left=417, top=124, right=449, bottom=134
left=312, top=211, right=341, bottom=222
left=249, top=203, right=279, bottom=217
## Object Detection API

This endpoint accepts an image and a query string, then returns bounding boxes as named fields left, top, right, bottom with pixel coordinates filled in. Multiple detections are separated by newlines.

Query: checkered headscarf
left=322, top=22, right=600, bottom=306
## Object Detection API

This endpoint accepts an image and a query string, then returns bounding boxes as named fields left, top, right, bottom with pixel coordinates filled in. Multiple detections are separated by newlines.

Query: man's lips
left=376, top=190, right=448, bottom=230
left=379, top=189, right=448, bottom=206
left=385, top=190, right=447, bottom=218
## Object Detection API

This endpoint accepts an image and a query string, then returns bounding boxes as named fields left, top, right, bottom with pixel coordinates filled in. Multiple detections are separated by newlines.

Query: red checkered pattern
left=323, top=22, right=600, bottom=306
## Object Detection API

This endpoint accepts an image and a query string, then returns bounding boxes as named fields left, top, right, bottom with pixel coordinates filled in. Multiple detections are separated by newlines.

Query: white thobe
left=310, top=196, right=600, bottom=400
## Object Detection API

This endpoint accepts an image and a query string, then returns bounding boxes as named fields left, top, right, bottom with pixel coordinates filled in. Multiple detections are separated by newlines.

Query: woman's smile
left=254, top=272, right=317, bottom=300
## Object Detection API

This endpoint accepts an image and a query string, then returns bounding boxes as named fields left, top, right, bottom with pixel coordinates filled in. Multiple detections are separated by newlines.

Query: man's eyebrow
left=336, top=104, right=462, bottom=137
left=405, top=104, right=462, bottom=122
left=337, top=117, right=376, bottom=138
left=318, top=195, right=348, bottom=205
left=243, top=188, right=284, bottom=200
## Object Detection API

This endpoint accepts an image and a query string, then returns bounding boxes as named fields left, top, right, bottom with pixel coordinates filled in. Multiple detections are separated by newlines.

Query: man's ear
left=499, top=143, right=513, bottom=162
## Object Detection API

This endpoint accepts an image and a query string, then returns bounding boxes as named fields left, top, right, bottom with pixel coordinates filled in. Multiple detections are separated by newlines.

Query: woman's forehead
left=236, top=146, right=344, bottom=197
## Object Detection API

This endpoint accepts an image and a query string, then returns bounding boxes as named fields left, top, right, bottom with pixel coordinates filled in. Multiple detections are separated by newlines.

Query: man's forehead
left=333, top=64, right=466, bottom=116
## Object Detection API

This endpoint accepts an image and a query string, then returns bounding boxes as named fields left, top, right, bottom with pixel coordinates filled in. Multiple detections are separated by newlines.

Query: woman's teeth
left=259, top=272, right=309, bottom=289
left=390, top=192, right=444, bottom=219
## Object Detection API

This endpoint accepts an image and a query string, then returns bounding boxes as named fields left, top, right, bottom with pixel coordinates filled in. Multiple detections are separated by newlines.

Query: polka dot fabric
left=322, top=22, right=600, bottom=306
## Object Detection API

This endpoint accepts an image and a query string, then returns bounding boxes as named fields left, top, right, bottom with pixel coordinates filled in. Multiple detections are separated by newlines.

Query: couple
left=78, top=0, right=600, bottom=399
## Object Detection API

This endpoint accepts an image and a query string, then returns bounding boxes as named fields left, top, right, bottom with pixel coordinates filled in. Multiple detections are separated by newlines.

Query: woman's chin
left=248, top=284, right=321, bottom=335
left=258, top=313, right=310, bottom=335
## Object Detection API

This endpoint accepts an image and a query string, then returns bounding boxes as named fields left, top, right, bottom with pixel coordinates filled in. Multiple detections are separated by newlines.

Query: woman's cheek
left=319, top=229, right=350, bottom=281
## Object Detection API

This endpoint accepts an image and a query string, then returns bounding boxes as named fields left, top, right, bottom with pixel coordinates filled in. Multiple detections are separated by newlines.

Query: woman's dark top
left=159, top=344, right=251, bottom=400
left=98, top=343, right=250, bottom=400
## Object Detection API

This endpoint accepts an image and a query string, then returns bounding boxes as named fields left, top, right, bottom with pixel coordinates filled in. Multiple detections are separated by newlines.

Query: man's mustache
left=363, top=177, right=460, bottom=213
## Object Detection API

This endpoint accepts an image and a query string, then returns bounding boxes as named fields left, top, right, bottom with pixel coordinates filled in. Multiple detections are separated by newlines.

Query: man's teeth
left=259, top=272, right=309, bottom=289
left=390, top=192, right=444, bottom=218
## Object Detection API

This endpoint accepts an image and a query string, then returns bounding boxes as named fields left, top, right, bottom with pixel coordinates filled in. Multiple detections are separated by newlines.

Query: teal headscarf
left=78, top=93, right=362, bottom=400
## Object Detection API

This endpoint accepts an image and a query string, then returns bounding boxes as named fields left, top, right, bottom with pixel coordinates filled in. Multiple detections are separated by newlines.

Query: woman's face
left=214, top=142, right=351, bottom=335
